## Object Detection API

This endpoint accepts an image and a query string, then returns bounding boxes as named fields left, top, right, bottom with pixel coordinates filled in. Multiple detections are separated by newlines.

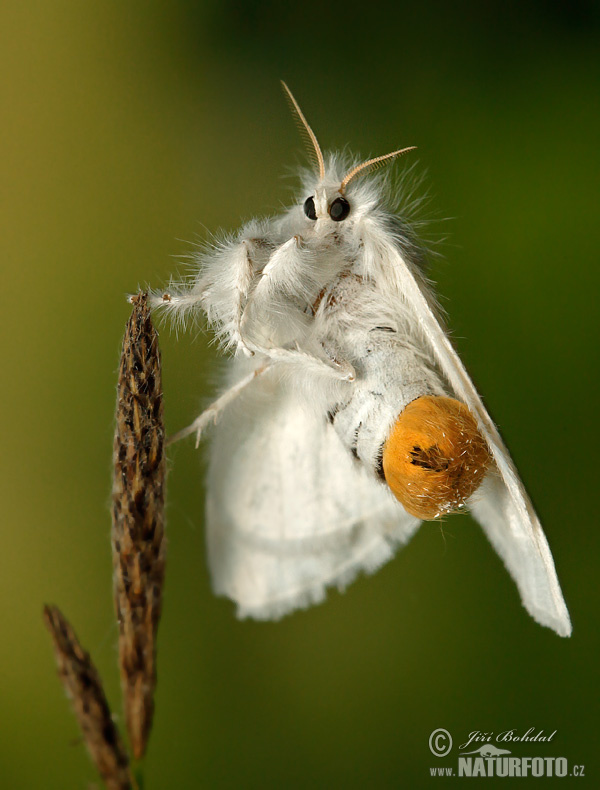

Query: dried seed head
left=112, top=292, right=166, bottom=759
left=43, top=605, right=132, bottom=790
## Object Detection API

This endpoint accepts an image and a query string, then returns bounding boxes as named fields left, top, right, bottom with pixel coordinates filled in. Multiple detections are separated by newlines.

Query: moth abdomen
left=382, top=396, right=491, bottom=520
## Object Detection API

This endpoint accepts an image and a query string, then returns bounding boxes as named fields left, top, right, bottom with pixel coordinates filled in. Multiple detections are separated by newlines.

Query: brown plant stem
left=43, top=605, right=133, bottom=790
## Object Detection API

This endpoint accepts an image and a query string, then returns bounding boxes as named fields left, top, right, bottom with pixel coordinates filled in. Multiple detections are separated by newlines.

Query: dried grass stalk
left=112, top=292, right=166, bottom=760
left=43, top=605, right=132, bottom=790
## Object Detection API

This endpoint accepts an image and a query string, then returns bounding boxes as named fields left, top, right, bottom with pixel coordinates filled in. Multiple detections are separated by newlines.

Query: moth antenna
left=281, top=81, right=325, bottom=181
left=340, top=147, right=417, bottom=194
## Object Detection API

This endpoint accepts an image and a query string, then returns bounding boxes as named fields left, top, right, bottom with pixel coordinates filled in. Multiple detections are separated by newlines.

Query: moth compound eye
left=329, top=196, right=350, bottom=222
left=303, top=196, right=317, bottom=220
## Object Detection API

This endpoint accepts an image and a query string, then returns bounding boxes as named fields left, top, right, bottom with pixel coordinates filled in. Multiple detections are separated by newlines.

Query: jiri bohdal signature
left=459, top=728, right=557, bottom=751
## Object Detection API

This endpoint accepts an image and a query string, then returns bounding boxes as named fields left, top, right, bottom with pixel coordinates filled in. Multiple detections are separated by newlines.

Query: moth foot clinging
left=149, top=83, right=571, bottom=636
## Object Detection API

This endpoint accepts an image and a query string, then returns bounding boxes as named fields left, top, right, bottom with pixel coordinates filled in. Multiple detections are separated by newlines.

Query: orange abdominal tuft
left=382, top=396, right=491, bottom=520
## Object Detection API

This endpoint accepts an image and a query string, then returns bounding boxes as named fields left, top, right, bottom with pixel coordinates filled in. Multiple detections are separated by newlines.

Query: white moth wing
left=206, top=361, right=420, bottom=620
left=468, top=472, right=571, bottom=637
left=368, top=228, right=571, bottom=636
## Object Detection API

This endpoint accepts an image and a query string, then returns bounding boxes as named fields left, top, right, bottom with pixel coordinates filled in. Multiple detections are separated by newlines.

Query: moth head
left=281, top=81, right=416, bottom=224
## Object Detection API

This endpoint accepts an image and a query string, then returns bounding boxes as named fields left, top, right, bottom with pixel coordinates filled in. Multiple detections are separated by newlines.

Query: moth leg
left=203, top=234, right=270, bottom=355
left=231, top=239, right=266, bottom=355
left=241, top=238, right=355, bottom=378
left=149, top=231, right=273, bottom=353
left=240, top=235, right=308, bottom=330
left=146, top=284, right=208, bottom=313
left=382, top=396, right=491, bottom=519
left=166, top=362, right=271, bottom=448
left=242, top=342, right=355, bottom=382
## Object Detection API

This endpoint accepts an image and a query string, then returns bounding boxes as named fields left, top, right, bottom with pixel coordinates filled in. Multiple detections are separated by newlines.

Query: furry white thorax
left=154, top=156, right=443, bottom=468
left=153, top=156, right=427, bottom=352
left=150, top=151, right=571, bottom=637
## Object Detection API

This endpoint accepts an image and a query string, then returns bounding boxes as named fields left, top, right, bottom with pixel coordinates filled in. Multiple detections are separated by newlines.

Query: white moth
left=151, top=84, right=571, bottom=636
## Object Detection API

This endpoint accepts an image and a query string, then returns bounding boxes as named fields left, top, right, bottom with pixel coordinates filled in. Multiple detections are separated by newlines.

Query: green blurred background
left=2, top=1, right=599, bottom=787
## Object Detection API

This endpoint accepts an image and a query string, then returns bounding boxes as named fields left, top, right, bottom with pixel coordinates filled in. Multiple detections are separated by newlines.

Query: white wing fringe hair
left=150, top=85, right=571, bottom=637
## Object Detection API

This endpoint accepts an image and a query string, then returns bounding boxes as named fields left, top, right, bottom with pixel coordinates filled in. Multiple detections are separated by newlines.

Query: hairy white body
left=152, top=130, right=571, bottom=636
